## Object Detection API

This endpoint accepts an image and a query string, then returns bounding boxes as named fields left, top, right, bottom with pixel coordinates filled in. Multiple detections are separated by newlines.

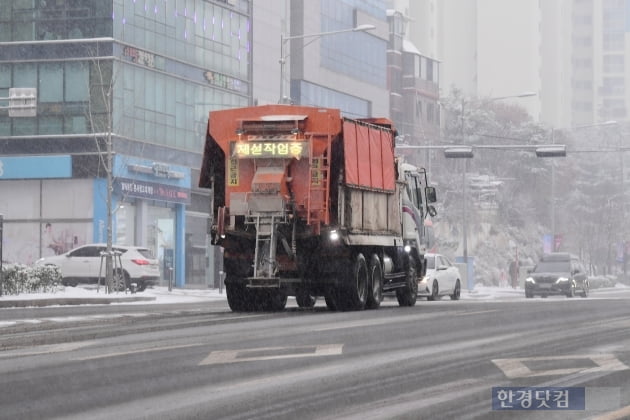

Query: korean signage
left=228, top=157, right=239, bottom=186
left=492, top=387, right=585, bottom=410
left=114, top=178, right=191, bottom=204
left=123, top=46, right=155, bottom=68
left=204, top=70, right=247, bottom=93
left=230, top=141, right=308, bottom=159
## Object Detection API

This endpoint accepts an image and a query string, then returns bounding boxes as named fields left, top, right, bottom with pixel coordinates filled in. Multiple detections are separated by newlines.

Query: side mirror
left=425, top=186, right=437, bottom=203
left=427, top=205, right=437, bottom=217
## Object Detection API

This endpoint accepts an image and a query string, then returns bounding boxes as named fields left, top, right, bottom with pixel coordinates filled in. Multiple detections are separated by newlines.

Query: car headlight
left=525, top=277, right=535, bottom=284
left=555, top=277, right=569, bottom=284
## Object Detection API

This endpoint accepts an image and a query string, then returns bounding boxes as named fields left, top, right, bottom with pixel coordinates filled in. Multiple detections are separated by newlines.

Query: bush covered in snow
left=0, top=264, right=61, bottom=295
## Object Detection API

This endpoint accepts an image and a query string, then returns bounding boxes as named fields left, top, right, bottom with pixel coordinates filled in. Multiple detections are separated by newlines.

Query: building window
left=40, top=63, right=64, bottom=102
left=65, top=62, right=89, bottom=102
left=426, top=59, right=434, bottom=82
left=603, top=55, right=624, bottom=72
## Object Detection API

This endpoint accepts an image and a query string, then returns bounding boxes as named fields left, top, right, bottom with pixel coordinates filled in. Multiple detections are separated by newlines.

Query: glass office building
left=288, top=0, right=389, bottom=118
left=0, top=0, right=252, bottom=287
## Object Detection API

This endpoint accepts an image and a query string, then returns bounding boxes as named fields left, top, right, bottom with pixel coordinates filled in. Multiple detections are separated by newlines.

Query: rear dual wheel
left=226, top=280, right=249, bottom=312
left=334, top=253, right=369, bottom=311
left=366, top=254, right=383, bottom=310
left=226, top=281, right=287, bottom=312
left=296, top=290, right=317, bottom=308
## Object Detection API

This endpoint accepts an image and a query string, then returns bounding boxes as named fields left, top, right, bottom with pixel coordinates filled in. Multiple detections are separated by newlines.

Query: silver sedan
left=418, top=253, right=462, bottom=301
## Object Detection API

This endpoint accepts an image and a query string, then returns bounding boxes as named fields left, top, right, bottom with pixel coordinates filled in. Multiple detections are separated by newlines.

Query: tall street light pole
left=279, top=24, right=375, bottom=104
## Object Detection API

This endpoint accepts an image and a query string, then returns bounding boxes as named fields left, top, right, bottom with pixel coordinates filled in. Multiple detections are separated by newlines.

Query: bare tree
left=85, top=53, right=118, bottom=292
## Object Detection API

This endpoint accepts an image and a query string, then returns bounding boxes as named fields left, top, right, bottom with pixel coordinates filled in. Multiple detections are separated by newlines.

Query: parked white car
left=418, top=253, right=461, bottom=301
left=35, top=244, right=160, bottom=291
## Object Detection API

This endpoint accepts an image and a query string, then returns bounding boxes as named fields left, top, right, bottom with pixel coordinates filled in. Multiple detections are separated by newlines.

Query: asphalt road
left=1, top=290, right=630, bottom=420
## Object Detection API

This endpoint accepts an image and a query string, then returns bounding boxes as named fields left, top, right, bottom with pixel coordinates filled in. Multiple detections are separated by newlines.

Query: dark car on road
left=525, top=253, right=588, bottom=298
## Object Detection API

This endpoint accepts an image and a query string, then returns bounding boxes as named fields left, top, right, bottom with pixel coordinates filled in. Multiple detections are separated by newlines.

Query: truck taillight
left=131, top=259, right=150, bottom=265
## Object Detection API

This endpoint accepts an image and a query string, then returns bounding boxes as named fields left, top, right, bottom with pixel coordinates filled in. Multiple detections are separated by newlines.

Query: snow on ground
left=0, top=285, right=227, bottom=305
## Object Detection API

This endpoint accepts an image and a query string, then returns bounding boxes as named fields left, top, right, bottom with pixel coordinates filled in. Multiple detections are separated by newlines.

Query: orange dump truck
left=199, top=104, right=436, bottom=311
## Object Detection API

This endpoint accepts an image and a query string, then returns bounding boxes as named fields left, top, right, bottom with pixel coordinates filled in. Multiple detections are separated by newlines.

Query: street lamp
left=444, top=147, right=473, bottom=289
left=486, top=91, right=537, bottom=102
left=279, top=24, right=376, bottom=104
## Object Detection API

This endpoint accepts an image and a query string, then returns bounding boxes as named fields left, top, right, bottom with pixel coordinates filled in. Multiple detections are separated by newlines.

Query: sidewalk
left=0, top=286, right=227, bottom=308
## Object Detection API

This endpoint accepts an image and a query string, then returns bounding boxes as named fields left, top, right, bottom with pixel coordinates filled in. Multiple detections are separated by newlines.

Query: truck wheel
left=324, top=292, right=338, bottom=311
left=296, top=290, right=317, bottom=308
left=396, top=256, right=418, bottom=307
left=366, top=254, right=383, bottom=309
left=339, top=253, right=368, bottom=311
left=226, top=281, right=249, bottom=311
left=264, top=290, right=288, bottom=311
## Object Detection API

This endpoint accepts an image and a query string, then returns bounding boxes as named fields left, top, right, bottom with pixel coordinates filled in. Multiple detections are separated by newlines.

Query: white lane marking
left=74, top=342, right=206, bottom=361
left=453, top=309, right=498, bottom=316
left=0, top=341, right=98, bottom=358
left=199, top=344, right=344, bottom=366
left=492, top=354, right=630, bottom=378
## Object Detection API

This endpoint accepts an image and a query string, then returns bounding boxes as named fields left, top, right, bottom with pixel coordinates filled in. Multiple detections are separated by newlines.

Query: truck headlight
left=329, top=230, right=339, bottom=241
left=555, top=277, right=568, bottom=284
left=525, top=277, right=536, bottom=284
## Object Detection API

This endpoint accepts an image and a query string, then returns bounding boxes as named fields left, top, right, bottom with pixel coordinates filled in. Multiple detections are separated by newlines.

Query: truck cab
left=400, top=162, right=437, bottom=254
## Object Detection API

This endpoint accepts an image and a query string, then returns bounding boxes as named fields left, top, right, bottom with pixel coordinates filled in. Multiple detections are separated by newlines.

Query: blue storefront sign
left=0, top=155, right=72, bottom=179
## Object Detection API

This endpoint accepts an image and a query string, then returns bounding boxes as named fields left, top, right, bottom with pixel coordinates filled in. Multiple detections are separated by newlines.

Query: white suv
left=35, top=244, right=161, bottom=291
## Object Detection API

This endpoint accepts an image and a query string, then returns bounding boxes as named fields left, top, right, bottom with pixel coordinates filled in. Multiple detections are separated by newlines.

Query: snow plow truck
left=199, top=104, right=437, bottom=312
